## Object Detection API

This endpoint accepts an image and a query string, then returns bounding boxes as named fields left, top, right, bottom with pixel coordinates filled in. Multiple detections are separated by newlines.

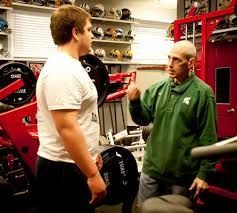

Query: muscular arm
left=51, top=109, right=106, bottom=204
left=51, top=109, right=98, bottom=177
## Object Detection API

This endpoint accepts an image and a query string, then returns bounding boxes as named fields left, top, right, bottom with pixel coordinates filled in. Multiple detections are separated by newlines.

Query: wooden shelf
left=92, top=39, right=137, bottom=44
left=0, top=57, right=13, bottom=61
left=0, top=32, right=8, bottom=36
left=0, top=5, right=13, bottom=10
left=92, top=17, right=138, bottom=25
left=12, top=2, right=56, bottom=11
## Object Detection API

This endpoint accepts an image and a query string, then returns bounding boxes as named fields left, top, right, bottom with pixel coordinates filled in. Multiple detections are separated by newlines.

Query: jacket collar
left=169, top=72, right=195, bottom=94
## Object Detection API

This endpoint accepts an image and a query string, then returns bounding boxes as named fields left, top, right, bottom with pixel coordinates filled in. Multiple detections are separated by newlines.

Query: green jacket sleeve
left=196, top=95, right=217, bottom=181
left=129, top=88, right=154, bottom=126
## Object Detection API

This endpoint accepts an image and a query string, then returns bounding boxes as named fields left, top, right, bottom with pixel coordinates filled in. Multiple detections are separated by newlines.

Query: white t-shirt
left=36, top=51, right=99, bottom=163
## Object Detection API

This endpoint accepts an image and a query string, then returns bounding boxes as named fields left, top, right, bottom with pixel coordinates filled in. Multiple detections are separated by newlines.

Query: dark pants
left=35, top=156, right=94, bottom=213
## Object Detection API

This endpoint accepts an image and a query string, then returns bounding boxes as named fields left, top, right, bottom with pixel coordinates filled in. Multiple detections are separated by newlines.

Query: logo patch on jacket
left=183, top=97, right=191, bottom=105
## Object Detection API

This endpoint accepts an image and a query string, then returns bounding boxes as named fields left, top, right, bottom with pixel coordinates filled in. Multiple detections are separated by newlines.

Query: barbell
left=0, top=55, right=110, bottom=108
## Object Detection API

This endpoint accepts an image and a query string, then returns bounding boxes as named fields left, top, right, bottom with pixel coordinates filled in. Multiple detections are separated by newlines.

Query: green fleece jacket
left=129, top=72, right=217, bottom=185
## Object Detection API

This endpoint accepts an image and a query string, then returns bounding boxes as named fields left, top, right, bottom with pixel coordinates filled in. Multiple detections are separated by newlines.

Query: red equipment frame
left=0, top=80, right=38, bottom=174
left=106, top=71, right=136, bottom=102
left=174, top=0, right=237, bottom=82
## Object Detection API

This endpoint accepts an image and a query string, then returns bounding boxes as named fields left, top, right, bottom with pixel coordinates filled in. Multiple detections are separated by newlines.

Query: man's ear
left=188, top=58, right=195, bottom=69
left=72, top=27, right=79, bottom=41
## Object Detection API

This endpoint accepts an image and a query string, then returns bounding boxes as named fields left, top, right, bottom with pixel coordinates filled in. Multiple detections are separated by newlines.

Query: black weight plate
left=0, top=62, right=37, bottom=107
left=94, top=145, right=139, bottom=205
left=79, top=54, right=109, bottom=107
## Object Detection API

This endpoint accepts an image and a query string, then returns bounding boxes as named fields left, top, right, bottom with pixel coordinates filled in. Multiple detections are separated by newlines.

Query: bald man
left=127, top=40, right=217, bottom=211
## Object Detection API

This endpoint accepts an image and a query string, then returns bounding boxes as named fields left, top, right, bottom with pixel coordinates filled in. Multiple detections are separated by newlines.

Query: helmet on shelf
left=92, top=27, right=104, bottom=39
left=105, top=8, right=122, bottom=20
left=79, top=3, right=90, bottom=13
left=167, top=23, right=174, bottom=38
left=91, top=4, right=105, bottom=18
left=114, top=28, right=124, bottom=40
left=31, top=0, right=47, bottom=6
left=47, top=0, right=60, bottom=7
left=121, top=8, right=132, bottom=21
left=122, top=50, right=133, bottom=60
left=104, top=27, right=116, bottom=40
left=124, top=30, right=135, bottom=41
left=109, top=49, right=121, bottom=60
left=95, top=48, right=106, bottom=59
left=229, top=14, right=237, bottom=27
left=0, top=18, right=8, bottom=32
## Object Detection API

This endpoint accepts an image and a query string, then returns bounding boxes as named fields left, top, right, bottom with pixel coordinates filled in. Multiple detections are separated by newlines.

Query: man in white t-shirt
left=35, top=5, right=106, bottom=213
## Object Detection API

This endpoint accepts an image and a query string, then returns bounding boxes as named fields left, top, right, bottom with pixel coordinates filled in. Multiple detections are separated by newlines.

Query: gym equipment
left=0, top=62, right=37, bottom=107
left=191, top=137, right=237, bottom=212
left=92, top=145, right=139, bottom=211
left=79, top=54, right=109, bottom=107
left=191, top=136, right=237, bottom=159
left=0, top=85, right=139, bottom=212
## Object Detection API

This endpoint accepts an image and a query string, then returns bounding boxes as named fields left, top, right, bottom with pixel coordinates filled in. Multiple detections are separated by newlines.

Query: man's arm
left=190, top=95, right=217, bottom=196
left=197, top=96, right=217, bottom=180
left=127, top=74, right=153, bottom=126
left=51, top=109, right=106, bottom=204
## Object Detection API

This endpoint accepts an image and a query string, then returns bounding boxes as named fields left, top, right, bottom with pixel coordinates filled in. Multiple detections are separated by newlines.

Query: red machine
left=174, top=0, right=237, bottom=139
left=175, top=1, right=237, bottom=211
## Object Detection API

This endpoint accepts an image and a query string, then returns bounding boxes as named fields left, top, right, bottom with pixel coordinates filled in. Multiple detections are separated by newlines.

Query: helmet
left=61, top=0, right=74, bottom=5
left=104, top=27, right=116, bottom=40
left=122, top=50, right=133, bottom=60
left=106, top=8, right=122, bottom=20
left=47, top=0, right=60, bottom=7
left=0, top=18, right=8, bottom=32
left=114, top=28, right=124, bottom=40
left=167, top=23, right=174, bottom=38
left=95, top=48, right=106, bottom=59
left=32, top=0, right=47, bottom=6
left=91, top=4, right=105, bottom=18
left=92, top=27, right=104, bottom=39
left=121, top=8, right=132, bottom=20
left=79, top=3, right=90, bottom=13
left=229, top=14, right=237, bottom=27
left=124, top=30, right=135, bottom=41
left=109, top=49, right=121, bottom=60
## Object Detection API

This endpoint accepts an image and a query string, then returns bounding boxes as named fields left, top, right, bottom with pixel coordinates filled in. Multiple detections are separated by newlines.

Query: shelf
left=0, top=57, right=13, bottom=60
left=0, top=5, right=13, bottom=10
left=103, top=60, right=139, bottom=65
left=13, top=57, right=47, bottom=62
left=180, top=27, right=237, bottom=39
left=0, top=32, right=8, bottom=36
left=92, top=17, right=138, bottom=25
left=92, top=39, right=137, bottom=44
left=212, top=27, right=237, bottom=35
left=12, top=2, right=56, bottom=11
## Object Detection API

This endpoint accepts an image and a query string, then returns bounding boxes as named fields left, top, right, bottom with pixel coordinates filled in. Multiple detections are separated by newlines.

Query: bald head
left=171, top=40, right=196, bottom=60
